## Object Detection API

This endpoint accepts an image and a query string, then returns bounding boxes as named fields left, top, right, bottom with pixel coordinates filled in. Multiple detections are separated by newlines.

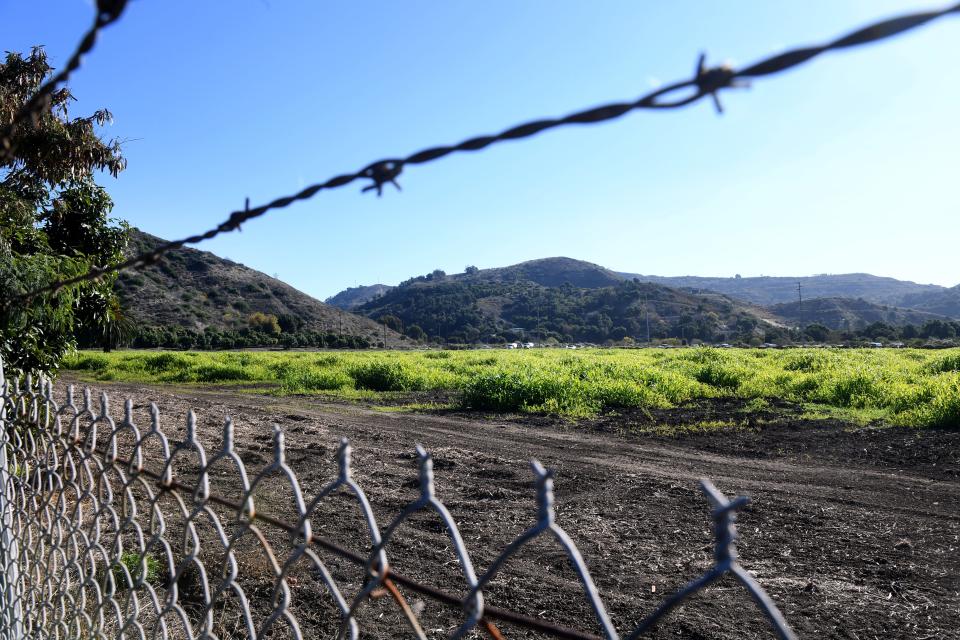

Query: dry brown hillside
left=115, top=229, right=403, bottom=344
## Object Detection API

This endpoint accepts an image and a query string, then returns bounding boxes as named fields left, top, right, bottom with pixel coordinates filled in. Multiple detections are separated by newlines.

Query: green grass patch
left=60, top=347, right=960, bottom=427
left=112, top=551, right=162, bottom=588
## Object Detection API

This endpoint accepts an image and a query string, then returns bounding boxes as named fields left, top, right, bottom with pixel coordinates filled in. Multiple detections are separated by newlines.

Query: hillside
left=325, top=284, right=392, bottom=310
left=895, top=286, right=960, bottom=318
left=116, top=229, right=401, bottom=344
left=473, top=257, right=624, bottom=288
left=325, top=258, right=644, bottom=312
left=356, top=264, right=777, bottom=344
left=331, top=258, right=958, bottom=343
left=619, top=273, right=948, bottom=307
left=332, top=260, right=955, bottom=314
left=768, top=297, right=949, bottom=330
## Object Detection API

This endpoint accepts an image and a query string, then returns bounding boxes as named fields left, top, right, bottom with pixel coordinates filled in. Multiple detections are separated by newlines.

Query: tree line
left=76, top=324, right=375, bottom=351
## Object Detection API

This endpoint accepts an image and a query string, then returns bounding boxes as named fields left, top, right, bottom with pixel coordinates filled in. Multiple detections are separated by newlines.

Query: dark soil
left=58, top=376, right=960, bottom=639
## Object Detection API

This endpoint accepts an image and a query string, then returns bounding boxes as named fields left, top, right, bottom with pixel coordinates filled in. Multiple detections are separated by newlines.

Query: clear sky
left=5, top=1, right=959, bottom=297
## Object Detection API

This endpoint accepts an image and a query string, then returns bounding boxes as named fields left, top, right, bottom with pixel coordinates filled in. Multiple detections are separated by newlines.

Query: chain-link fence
left=3, top=5, right=958, bottom=637
left=0, top=357, right=797, bottom=639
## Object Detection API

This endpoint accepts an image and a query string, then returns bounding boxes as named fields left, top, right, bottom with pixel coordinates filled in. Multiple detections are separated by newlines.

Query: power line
left=7, top=2, right=960, bottom=306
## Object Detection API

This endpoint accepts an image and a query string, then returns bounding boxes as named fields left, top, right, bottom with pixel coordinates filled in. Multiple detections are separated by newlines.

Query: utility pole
left=338, top=311, right=343, bottom=339
left=644, top=294, right=651, bottom=345
left=797, top=282, right=803, bottom=329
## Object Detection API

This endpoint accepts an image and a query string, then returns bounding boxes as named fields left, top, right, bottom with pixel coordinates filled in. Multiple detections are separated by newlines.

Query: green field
left=63, top=347, right=960, bottom=428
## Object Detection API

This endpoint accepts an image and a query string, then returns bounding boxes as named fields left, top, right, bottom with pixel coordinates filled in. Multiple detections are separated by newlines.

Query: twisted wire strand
left=7, top=2, right=959, bottom=306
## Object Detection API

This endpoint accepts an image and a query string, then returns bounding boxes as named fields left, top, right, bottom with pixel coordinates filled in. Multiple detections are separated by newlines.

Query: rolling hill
left=354, top=259, right=778, bottom=343
left=325, top=284, right=393, bottom=311
left=768, top=297, right=949, bottom=330
left=474, top=257, right=624, bottom=288
left=339, top=258, right=957, bottom=343
left=617, top=273, right=949, bottom=307
left=115, top=229, right=401, bottom=344
left=895, top=286, right=960, bottom=318
left=324, top=257, right=624, bottom=311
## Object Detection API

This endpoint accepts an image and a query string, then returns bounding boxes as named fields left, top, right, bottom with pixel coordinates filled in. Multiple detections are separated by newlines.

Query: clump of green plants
left=111, top=551, right=162, bottom=588
left=927, top=353, right=960, bottom=374
left=461, top=370, right=588, bottom=414
left=895, top=375, right=960, bottom=428
left=143, top=352, right=195, bottom=373
left=63, top=353, right=111, bottom=372
left=694, top=362, right=746, bottom=389
left=350, top=361, right=424, bottom=392
left=783, top=351, right=834, bottom=372
left=278, top=364, right=352, bottom=392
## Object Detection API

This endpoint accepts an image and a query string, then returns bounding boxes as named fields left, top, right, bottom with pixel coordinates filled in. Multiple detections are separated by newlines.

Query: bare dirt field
left=60, top=376, right=960, bottom=639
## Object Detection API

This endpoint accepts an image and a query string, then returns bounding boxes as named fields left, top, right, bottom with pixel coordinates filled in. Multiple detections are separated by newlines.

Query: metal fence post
left=0, top=357, right=22, bottom=640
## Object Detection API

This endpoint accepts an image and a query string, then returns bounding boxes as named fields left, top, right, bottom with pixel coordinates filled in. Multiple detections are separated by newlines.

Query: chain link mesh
left=0, top=358, right=797, bottom=639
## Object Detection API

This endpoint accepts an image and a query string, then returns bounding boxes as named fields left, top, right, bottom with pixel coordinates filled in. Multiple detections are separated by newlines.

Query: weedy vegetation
left=63, top=347, right=960, bottom=428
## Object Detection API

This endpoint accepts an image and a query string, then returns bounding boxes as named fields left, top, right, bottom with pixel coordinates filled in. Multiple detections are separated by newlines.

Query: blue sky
left=5, top=1, right=959, bottom=297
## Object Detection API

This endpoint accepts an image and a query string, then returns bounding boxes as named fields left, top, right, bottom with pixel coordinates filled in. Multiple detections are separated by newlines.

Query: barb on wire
left=7, top=2, right=959, bottom=307
left=0, top=0, right=129, bottom=163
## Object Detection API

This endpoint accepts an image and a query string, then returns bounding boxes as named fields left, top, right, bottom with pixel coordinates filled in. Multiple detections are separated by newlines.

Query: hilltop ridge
left=332, top=258, right=957, bottom=343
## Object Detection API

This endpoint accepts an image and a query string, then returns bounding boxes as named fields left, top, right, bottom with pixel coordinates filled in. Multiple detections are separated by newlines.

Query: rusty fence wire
left=0, top=356, right=797, bottom=640
left=6, top=2, right=959, bottom=305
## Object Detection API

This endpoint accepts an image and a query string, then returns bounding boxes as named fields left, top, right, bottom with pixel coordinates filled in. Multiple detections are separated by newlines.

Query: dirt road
left=60, top=377, right=960, bottom=639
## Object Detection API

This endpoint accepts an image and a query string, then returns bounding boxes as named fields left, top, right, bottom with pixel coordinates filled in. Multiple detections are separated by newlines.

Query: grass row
left=62, top=347, right=960, bottom=428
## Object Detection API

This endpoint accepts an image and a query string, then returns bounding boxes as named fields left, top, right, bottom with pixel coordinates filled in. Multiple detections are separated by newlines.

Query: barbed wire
left=0, top=360, right=798, bottom=639
left=7, top=2, right=959, bottom=307
left=0, top=0, right=129, bottom=164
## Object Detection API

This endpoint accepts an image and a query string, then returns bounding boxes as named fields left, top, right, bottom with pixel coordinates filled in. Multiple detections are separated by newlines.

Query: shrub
left=927, top=353, right=960, bottom=374
left=143, top=352, right=194, bottom=373
left=783, top=351, right=831, bottom=372
left=66, top=354, right=111, bottom=371
left=695, top=363, right=744, bottom=389
left=247, top=312, right=280, bottom=335
left=280, top=366, right=352, bottom=392
left=191, top=363, right=255, bottom=383
left=819, top=371, right=881, bottom=408
left=896, top=375, right=960, bottom=428
left=350, top=361, right=423, bottom=392
left=461, top=371, right=587, bottom=414
left=588, top=379, right=665, bottom=410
